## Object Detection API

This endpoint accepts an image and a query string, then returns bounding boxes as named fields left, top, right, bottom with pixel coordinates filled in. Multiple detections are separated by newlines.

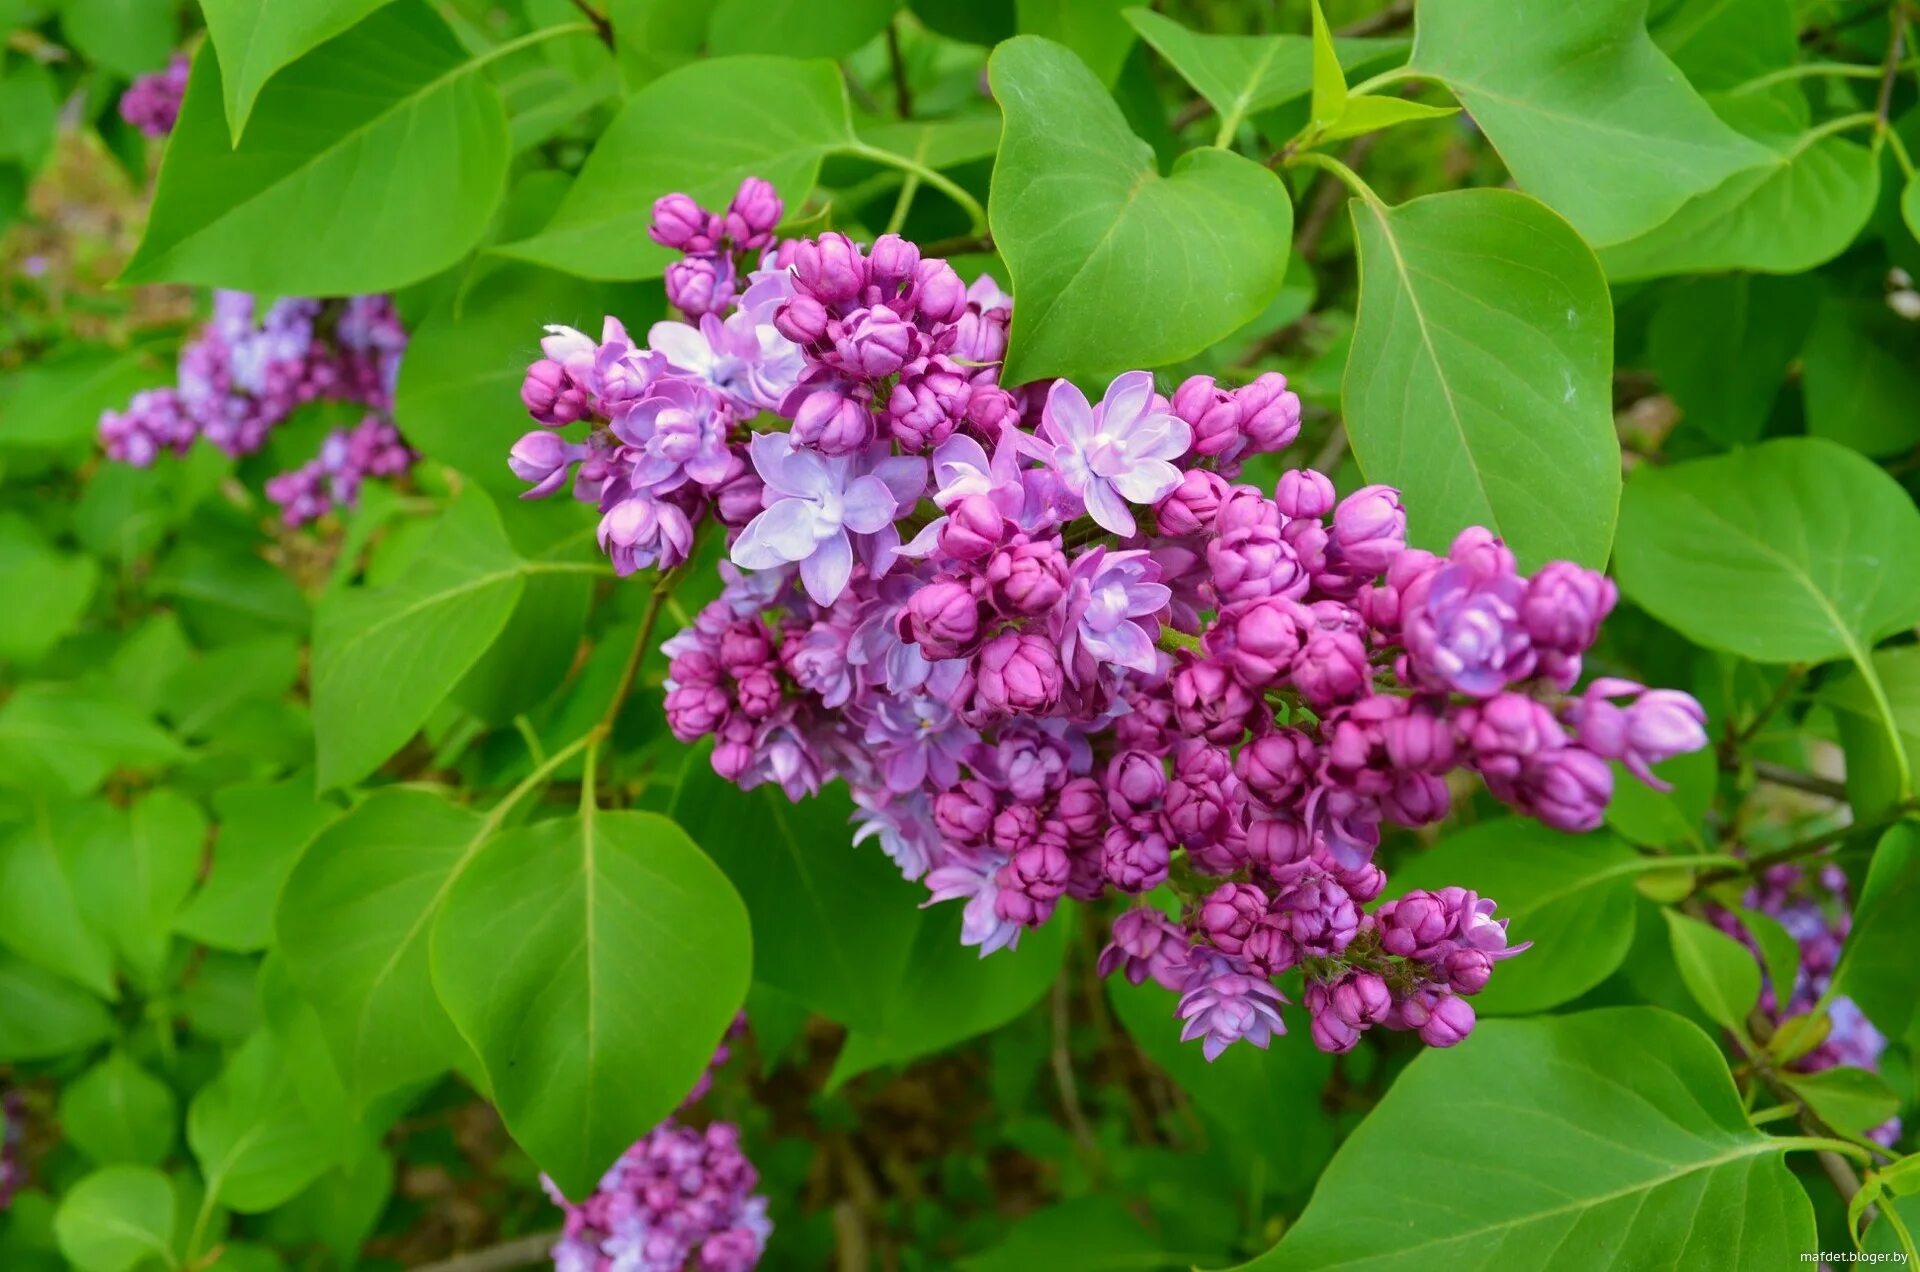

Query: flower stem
left=841, top=142, right=988, bottom=235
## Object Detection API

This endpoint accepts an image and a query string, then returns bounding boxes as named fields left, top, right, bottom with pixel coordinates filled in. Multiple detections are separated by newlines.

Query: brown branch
left=886, top=18, right=913, bottom=119
left=411, top=1232, right=560, bottom=1272
left=565, top=0, right=614, bottom=48
left=1876, top=9, right=1908, bottom=125
left=1337, top=0, right=1413, bottom=36
left=1745, top=760, right=1848, bottom=802
left=1050, top=975, right=1105, bottom=1179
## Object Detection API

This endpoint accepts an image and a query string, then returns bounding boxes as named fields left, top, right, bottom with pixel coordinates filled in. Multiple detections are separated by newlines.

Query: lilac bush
left=509, top=178, right=1710, bottom=1062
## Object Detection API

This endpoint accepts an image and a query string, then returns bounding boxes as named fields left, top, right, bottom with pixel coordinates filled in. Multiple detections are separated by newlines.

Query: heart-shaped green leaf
left=988, top=35, right=1294, bottom=385
left=1344, top=187, right=1619, bottom=569
left=431, top=809, right=751, bottom=1199
left=197, top=0, right=395, bottom=142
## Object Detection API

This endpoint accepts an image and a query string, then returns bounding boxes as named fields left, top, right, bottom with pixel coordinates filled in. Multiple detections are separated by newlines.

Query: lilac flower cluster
left=546, top=1020, right=769, bottom=1271
left=1716, top=864, right=1900, bottom=1144
left=99, top=291, right=414, bottom=525
left=511, top=178, right=1712, bottom=1061
left=119, top=54, right=189, bottom=138
left=545, top=1123, right=770, bottom=1272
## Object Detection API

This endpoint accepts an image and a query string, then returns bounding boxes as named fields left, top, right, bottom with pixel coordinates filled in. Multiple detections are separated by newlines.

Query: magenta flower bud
left=1169, top=374, right=1241, bottom=457
left=1155, top=468, right=1229, bottom=537
left=508, top=430, right=578, bottom=498
left=834, top=305, right=917, bottom=379
left=1289, top=628, right=1369, bottom=709
left=1274, top=468, right=1336, bottom=519
left=1443, top=947, right=1495, bottom=994
left=716, top=622, right=772, bottom=671
left=1378, top=891, right=1452, bottom=958
left=887, top=378, right=959, bottom=452
left=965, top=385, right=1019, bottom=434
left=1098, top=907, right=1191, bottom=989
left=1234, top=372, right=1301, bottom=453
left=649, top=192, right=715, bottom=250
left=1205, top=596, right=1309, bottom=688
left=1382, top=703, right=1458, bottom=772
left=1449, top=526, right=1516, bottom=579
left=791, top=232, right=866, bottom=304
left=1309, top=1006, right=1362, bottom=1054
left=1166, top=752, right=1235, bottom=846
left=985, top=537, right=1069, bottom=615
left=996, top=841, right=1070, bottom=926
left=898, top=578, right=982, bottom=658
left=1244, top=812, right=1313, bottom=873
left=774, top=293, right=830, bottom=344
left=940, top=494, right=1006, bottom=561
left=991, top=803, right=1041, bottom=853
left=865, top=233, right=921, bottom=289
left=1522, top=561, right=1616, bottom=655
left=1209, top=523, right=1309, bottom=604
left=724, top=176, right=782, bottom=248
left=934, top=778, right=996, bottom=844
left=790, top=387, right=874, bottom=454
left=1056, top=776, right=1104, bottom=839
left=1418, top=993, right=1476, bottom=1047
left=1199, top=883, right=1269, bottom=956
left=1215, top=485, right=1280, bottom=535
left=1235, top=729, right=1316, bottom=808
left=1331, top=972, right=1392, bottom=1027
left=1383, top=771, right=1449, bottom=827
left=908, top=259, right=968, bottom=324
left=1513, top=746, right=1613, bottom=832
left=1467, top=693, right=1562, bottom=779
left=1172, top=657, right=1259, bottom=745
left=734, top=665, right=782, bottom=718
left=665, top=255, right=735, bottom=318
left=1102, top=817, right=1171, bottom=893
left=1106, top=750, right=1167, bottom=815
left=664, top=679, right=729, bottom=740
left=973, top=631, right=1063, bottom=715
left=520, top=358, right=587, bottom=426
left=1571, top=679, right=1709, bottom=788
left=1331, top=485, right=1406, bottom=577
left=710, top=456, right=765, bottom=526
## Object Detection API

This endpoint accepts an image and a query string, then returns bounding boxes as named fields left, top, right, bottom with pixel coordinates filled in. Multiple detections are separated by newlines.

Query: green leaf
left=1319, top=94, right=1459, bottom=143
left=1344, top=187, right=1618, bottom=570
left=1780, top=1066, right=1900, bottom=1138
left=1646, top=273, right=1816, bottom=447
left=0, top=55, right=58, bottom=174
left=1124, top=9, right=1405, bottom=141
left=157, top=635, right=300, bottom=743
left=1904, top=171, right=1919, bottom=244
left=1604, top=747, right=1715, bottom=850
left=1390, top=820, right=1644, bottom=1014
left=1615, top=438, right=1920, bottom=794
left=58, top=0, right=178, bottom=78
left=1823, top=648, right=1920, bottom=817
left=1651, top=0, right=1799, bottom=92
left=0, top=683, right=183, bottom=798
left=0, top=346, right=171, bottom=451
left=607, top=0, right=712, bottom=87
left=189, top=1030, right=338, bottom=1212
left=0, top=515, right=98, bottom=664
left=452, top=511, right=598, bottom=724
left=177, top=775, right=341, bottom=952
left=988, top=35, right=1293, bottom=385
left=0, top=802, right=117, bottom=998
left=1837, top=822, right=1920, bottom=1041
left=0, top=954, right=114, bottom=1060
left=497, top=56, right=851, bottom=279
left=122, top=1, right=510, bottom=295
left=311, top=488, right=543, bottom=790
left=1109, top=973, right=1335, bottom=1194
left=1731, top=907, right=1800, bottom=1007
left=150, top=541, right=309, bottom=642
left=670, top=758, right=923, bottom=1029
left=1661, top=909, right=1759, bottom=1033
left=53, top=1166, right=175, bottom=1272
left=708, top=0, right=895, bottom=57
left=1307, top=0, right=1345, bottom=129
left=393, top=265, right=653, bottom=491
left=1800, top=296, right=1920, bottom=459
left=58, top=1051, right=177, bottom=1167
left=197, top=0, right=396, bottom=142
left=1239, top=1008, right=1816, bottom=1269
left=69, top=789, right=206, bottom=990
left=1014, top=0, right=1136, bottom=85
left=830, top=905, right=1070, bottom=1085
left=1597, top=126, right=1879, bottom=281
left=959, top=1196, right=1171, bottom=1271
left=431, top=809, right=751, bottom=1199
left=1409, top=0, right=1770, bottom=246
left=276, top=790, right=485, bottom=1104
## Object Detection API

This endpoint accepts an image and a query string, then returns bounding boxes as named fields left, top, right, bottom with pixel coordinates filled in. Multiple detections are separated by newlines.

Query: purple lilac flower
left=119, top=54, right=189, bottom=137
left=730, top=433, right=925, bottom=605
left=1017, top=372, right=1191, bottom=537
left=1059, top=547, right=1168, bottom=679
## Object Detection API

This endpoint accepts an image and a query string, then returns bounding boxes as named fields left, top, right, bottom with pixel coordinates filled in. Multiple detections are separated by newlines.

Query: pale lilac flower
left=1059, top=547, right=1168, bottom=678
left=730, top=434, right=924, bottom=605
left=649, top=311, right=803, bottom=413
left=1018, top=372, right=1191, bottom=536
left=924, top=856, right=1022, bottom=955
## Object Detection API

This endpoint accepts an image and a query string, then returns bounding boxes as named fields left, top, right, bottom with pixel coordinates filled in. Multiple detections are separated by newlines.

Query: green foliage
left=1241, top=1009, right=1816, bottom=1268
left=196, top=0, right=398, bottom=142
left=989, top=36, right=1293, bottom=385
left=1662, top=909, right=1760, bottom=1033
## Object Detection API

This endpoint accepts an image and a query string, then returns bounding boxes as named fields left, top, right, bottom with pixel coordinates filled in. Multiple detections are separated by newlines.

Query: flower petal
left=1083, top=479, right=1136, bottom=537
left=732, top=497, right=819, bottom=568
left=840, top=475, right=898, bottom=535
left=1100, top=370, right=1157, bottom=431
left=1042, top=377, right=1094, bottom=446
left=1109, top=458, right=1183, bottom=505
left=800, top=531, right=855, bottom=604
left=1124, top=409, right=1193, bottom=461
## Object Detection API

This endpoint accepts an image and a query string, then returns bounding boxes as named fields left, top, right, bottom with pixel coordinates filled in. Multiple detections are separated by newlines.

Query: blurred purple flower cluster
left=512, top=178, right=1710, bottom=1061
left=99, top=291, right=414, bottom=525
left=1716, top=863, right=1900, bottom=1144
left=546, top=1017, right=768, bottom=1272
left=119, top=53, right=189, bottom=138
